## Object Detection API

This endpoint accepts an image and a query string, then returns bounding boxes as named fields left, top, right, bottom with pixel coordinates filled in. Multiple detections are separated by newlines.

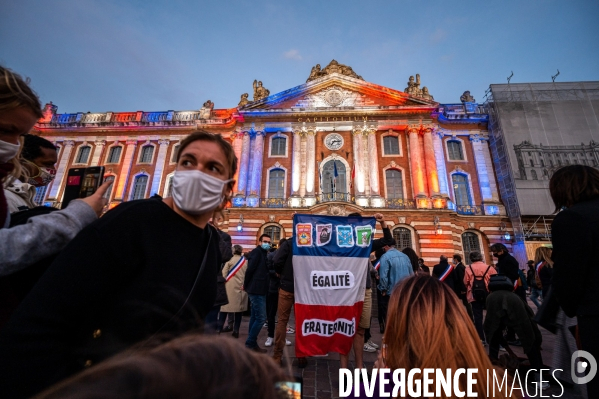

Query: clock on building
left=324, top=133, right=344, bottom=150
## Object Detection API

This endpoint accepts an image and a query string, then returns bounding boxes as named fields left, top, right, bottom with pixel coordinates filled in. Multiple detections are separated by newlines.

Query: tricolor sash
left=438, top=264, right=454, bottom=281
left=373, top=259, right=381, bottom=271
left=225, top=256, right=246, bottom=282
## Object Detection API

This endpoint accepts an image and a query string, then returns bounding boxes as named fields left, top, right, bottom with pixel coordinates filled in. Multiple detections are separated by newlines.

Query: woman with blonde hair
left=370, top=274, right=521, bottom=399
left=534, top=246, right=553, bottom=298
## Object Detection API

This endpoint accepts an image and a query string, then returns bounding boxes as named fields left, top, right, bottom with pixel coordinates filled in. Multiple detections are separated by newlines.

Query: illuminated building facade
left=34, top=61, right=512, bottom=265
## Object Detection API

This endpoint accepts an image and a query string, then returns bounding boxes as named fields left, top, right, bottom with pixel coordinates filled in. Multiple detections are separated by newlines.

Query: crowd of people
left=1, top=65, right=598, bottom=398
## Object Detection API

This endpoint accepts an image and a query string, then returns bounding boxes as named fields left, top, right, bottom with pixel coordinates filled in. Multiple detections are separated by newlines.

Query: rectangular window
left=107, top=146, right=122, bottom=163
left=383, top=136, right=400, bottom=155
left=140, top=146, right=154, bottom=163
left=132, top=175, right=148, bottom=200
left=270, top=137, right=286, bottom=156
left=76, top=146, right=91, bottom=164
left=447, top=141, right=464, bottom=161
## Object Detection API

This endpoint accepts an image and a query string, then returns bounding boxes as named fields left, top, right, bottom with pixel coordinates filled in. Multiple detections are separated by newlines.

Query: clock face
left=324, top=133, right=344, bottom=150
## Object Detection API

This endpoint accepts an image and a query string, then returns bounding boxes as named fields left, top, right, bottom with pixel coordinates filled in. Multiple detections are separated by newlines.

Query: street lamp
left=434, top=216, right=442, bottom=235
left=237, top=214, right=244, bottom=232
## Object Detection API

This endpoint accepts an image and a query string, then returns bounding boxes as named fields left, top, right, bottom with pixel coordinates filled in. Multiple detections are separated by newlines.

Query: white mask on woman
left=171, top=169, right=232, bottom=215
left=0, top=140, right=20, bottom=163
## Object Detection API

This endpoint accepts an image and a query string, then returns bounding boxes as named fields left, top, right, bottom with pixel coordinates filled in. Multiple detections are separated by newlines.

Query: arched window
left=103, top=175, right=116, bottom=200
left=75, top=145, right=91, bottom=164
left=462, top=232, right=481, bottom=265
left=270, top=137, right=286, bottom=156
left=385, top=169, right=404, bottom=199
left=268, top=169, right=285, bottom=198
left=139, top=145, right=154, bottom=163
left=263, top=225, right=281, bottom=242
left=392, top=227, right=412, bottom=250
left=322, top=159, right=347, bottom=194
left=531, top=170, right=538, bottom=180
left=452, top=174, right=472, bottom=206
left=132, top=175, right=148, bottom=200
left=107, top=146, right=122, bottom=164
left=171, top=144, right=180, bottom=163
left=165, top=174, right=174, bottom=197
left=447, top=140, right=464, bottom=161
left=383, top=136, right=400, bottom=155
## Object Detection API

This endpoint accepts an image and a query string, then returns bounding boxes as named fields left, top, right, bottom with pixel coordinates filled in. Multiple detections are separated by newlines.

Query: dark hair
left=0, top=66, right=43, bottom=118
left=35, top=334, right=289, bottom=399
left=489, top=243, right=508, bottom=253
left=439, top=255, right=448, bottom=262
left=233, top=245, right=243, bottom=255
left=259, top=234, right=271, bottom=242
left=453, top=254, right=462, bottom=262
left=21, top=134, right=56, bottom=161
left=469, top=251, right=483, bottom=263
left=374, top=248, right=385, bottom=259
left=278, top=238, right=287, bottom=246
left=177, top=131, right=237, bottom=179
left=549, top=165, right=599, bottom=212
left=347, top=212, right=361, bottom=217
left=401, top=247, right=420, bottom=273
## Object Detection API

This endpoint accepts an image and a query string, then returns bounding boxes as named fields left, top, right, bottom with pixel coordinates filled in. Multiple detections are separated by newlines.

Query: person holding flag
left=218, top=245, right=248, bottom=338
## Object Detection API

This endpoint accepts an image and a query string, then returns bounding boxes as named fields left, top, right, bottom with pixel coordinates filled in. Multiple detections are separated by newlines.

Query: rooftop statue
left=404, top=73, right=434, bottom=100
left=238, top=93, right=249, bottom=107
left=199, top=100, right=214, bottom=119
left=253, top=80, right=270, bottom=101
left=306, top=60, right=364, bottom=82
left=460, top=90, right=475, bottom=103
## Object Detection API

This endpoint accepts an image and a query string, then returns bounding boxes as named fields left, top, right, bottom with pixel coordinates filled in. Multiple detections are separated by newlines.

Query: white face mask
left=171, top=169, right=232, bottom=216
left=0, top=140, right=20, bottom=163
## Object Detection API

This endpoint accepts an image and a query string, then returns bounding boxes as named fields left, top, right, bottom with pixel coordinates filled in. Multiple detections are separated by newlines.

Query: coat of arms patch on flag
left=296, top=223, right=313, bottom=247
left=336, top=225, right=354, bottom=247
left=316, top=224, right=332, bottom=246
left=355, top=225, right=373, bottom=247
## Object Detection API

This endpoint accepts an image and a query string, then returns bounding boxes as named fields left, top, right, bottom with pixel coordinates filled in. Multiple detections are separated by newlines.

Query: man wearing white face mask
left=4, top=134, right=57, bottom=212
left=0, top=130, right=238, bottom=399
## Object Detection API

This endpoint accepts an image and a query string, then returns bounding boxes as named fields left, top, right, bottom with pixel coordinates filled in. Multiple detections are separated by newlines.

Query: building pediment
left=239, top=73, right=437, bottom=112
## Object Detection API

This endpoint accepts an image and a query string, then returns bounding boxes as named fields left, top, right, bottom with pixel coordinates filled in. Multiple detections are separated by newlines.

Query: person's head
left=418, top=257, right=425, bottom=266
left=278, top=238, right=287, bottom=247
left=452, top=254, right=462, bottom=264
left=233, top=245, right=243, bottom=255
left=374, top=248, right=385, bottom=260
left=347, top=212, right=361, bottom=217
left=35, top=334, right=290, bottom=399
left=258, top=234, right=271, bottom=250
left=439, top=255, right=448, bottom=263
left=401, top=247, right=420, bottom=272
left=490, top=243, right=508, bottom=258
left=19, top=134, right=57, bottom=186
left=527, top=260, right=534, bottom=270
left=171, top=131, right=237, bottom=217
left=549, top=165, right=599, bottom=212
left=383, top=275, right=513, bottom=399
left=534, top=246, right=553, bottom=268
left=384, top=238, right=397, bottom=251
left=469, top=251, right=484, bottom=263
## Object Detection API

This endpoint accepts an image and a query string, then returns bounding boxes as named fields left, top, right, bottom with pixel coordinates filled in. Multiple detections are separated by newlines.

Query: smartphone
left=61, top=166, right=105, bottom=209
left=274, top=376, right=303, bottom=399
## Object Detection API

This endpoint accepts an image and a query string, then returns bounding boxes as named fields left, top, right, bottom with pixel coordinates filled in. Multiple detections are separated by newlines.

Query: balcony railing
left=455, top=205, right=483, bottom=215
left=231, top=197, right=288, bottom=208
left=317, top=192, right=352, bottom=203
left=385, top=198, right=417, bottom=209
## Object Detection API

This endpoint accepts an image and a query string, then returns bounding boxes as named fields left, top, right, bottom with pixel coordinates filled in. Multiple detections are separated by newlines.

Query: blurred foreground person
left=365, top=274, right=518, bottom=399
left=0, top=131, right=236, bottom=398
left=0, top=66, right=108, bottom=277
left=34, top=334, right=290, bottom=399
left=550, top=165, right=599, bottom=398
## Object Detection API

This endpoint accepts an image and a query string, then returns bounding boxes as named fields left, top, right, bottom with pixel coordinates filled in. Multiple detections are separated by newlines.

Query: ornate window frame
left=461, top=229, right=488, bottom=265
left=444, top=136, right=468, bottom=163
left=449, top=168, right=476, bottom=206
left=391, top=224, right=417, bottom=251
left=268, top=132, right=288, bottom=158
left=260, top=222, right=285, bottom=243
left=129, top=171, right=151, bottom=200
left=137, top=141, right=157, bottom=165
left=73, top=142, right=93, bottom=166
left=169, top=143, right=180, bottom=164
left=105, top=141, right=123, bottom=164
left=382, top=162, right=408, bottom=200
left=319, top=155, right=350, bottom=194
left=264, top=162, right=287, bottom=199
left=163, top=172, right=175, bottom=197
left=380, top=130, right=403, bottom=157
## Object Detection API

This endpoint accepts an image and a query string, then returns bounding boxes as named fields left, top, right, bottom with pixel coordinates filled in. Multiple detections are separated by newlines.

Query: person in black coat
left=432, top=255, right=461, bottom=297
left=453, top=254, right=474, bottom=321
left=265, top=238, right=286, bottom=346
left=243, top=233, right=272, bottom=352
left=490, top=243, right=525, bottom=301
left=550, top=165, right=599, bottom=399
left=0, top=131, right=237, bottom=399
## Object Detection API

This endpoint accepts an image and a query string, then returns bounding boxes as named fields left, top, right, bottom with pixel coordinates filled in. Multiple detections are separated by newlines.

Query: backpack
left=470, top=264, right=491, bottom=303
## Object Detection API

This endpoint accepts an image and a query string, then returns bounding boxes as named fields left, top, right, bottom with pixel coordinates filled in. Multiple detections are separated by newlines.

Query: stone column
left=114, top=140, right=138, bottom=201
left=236, top=131, right=251, bottom=196
left=470, top=134, right=499, bottom=202
left=480, top=136, right=500, bottom=201
left=352, top=127, right=365, bottom=195
left=367, top=127, right=380, bottom=196
left=48, top=140, right=74, bottom=200
left=422, top=125, right=440, bottom=196
left=230, top=129, right=244, bottom=193
left=150, top=139, right=169, bottom=196
left=432, top=129, right=450, bottom=197
left=249, top=130, right=265, bottom=198
left=407, top=125, right=427, bottom=197
left=90, top=140, right=106, bottom=166
left=291, top=128, right=302, bottom=196
left=305, top=128, right=316, bottom=197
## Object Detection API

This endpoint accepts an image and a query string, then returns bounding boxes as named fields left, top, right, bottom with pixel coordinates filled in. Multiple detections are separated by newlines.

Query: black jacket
left=0, top=198, right=221, bottom=399
left=433, top=260, right=460, bottom=296
left=274, top=239, right=294, bottom=294
left=267, top=250, right=280, bottom=293
left=552, top=197, right=599, bottom=317
left=495, top=252, right=520, bottom=283
left=244, top=246, right=269, bottom=296
left=218, top=230, right=233, bottom=264
left=454, top=262, right=468, bottom=300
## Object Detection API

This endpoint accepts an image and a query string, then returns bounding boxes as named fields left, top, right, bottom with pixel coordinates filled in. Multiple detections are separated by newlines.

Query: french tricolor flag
left=293, top=214, right=375, bottom=358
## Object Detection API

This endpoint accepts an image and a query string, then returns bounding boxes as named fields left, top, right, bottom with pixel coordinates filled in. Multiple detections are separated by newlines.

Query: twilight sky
left=1, top=0, right=598, bottom=113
